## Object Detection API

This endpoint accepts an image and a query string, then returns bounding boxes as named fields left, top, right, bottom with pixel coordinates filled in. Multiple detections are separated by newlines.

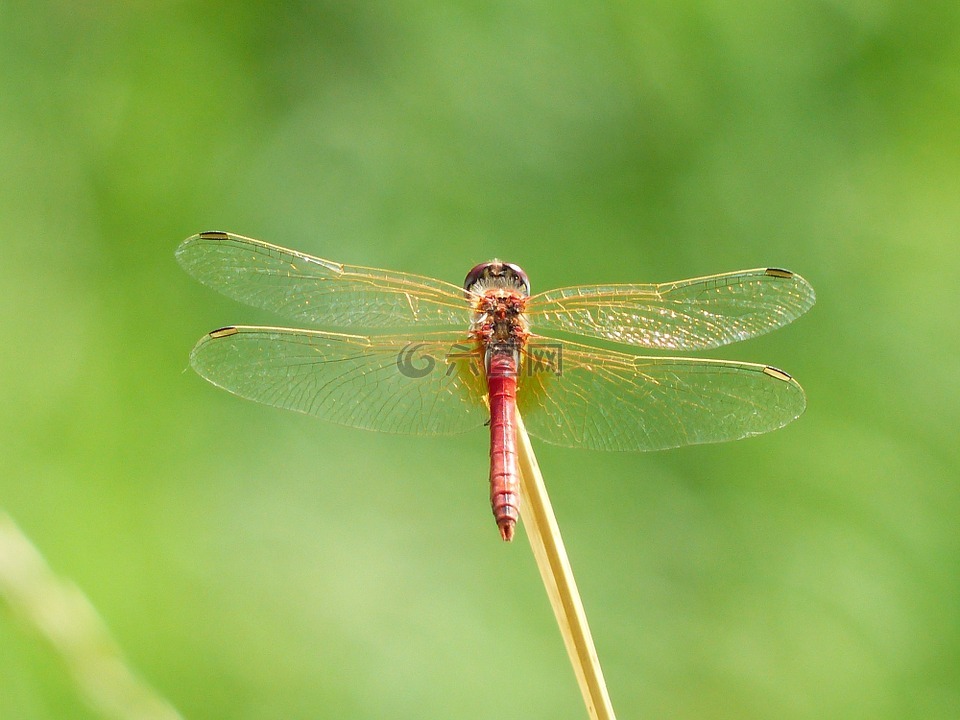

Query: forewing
left=518, top=337, right=806, bottom=451
left=177, top=231, right=472, bottom=329
left=190, top=327, right=487, bottom=435
left=527, top=268, right=815, bottom=350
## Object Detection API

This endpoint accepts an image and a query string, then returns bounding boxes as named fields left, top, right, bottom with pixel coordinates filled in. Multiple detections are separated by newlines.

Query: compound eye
left=463, top=260, right=530, bottom=298
left=503, top=262, right=530, bottom=295
left=463, top=262, right=491, bottom=293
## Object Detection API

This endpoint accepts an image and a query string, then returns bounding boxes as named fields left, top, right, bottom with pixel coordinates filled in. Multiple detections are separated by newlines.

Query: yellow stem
left=515, top=411, right=616, bottom=720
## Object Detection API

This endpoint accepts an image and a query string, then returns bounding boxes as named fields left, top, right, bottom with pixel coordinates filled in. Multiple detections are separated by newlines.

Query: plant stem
left=515, top=412, right=616, bottom=720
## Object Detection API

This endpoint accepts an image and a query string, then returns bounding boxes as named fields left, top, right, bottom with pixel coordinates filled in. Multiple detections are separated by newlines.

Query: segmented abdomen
left=487, top=351, right=519, bottom=541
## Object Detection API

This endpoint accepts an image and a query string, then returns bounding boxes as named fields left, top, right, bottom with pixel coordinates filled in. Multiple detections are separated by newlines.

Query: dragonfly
left=177, top=231, right=814, bottom=541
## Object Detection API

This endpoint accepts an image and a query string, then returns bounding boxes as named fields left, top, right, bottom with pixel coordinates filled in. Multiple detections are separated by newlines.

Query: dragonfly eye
left=503, top=262, right=530, bottom=295
left=464, top=261, right=531, bottom=297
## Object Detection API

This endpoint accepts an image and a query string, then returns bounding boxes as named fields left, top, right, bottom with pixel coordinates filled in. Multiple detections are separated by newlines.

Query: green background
left=2, top=2, right=958, bottom=719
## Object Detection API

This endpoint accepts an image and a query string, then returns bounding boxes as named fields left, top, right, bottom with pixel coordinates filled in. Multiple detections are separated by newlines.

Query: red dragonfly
left=177, top=231, right=814, bottom=541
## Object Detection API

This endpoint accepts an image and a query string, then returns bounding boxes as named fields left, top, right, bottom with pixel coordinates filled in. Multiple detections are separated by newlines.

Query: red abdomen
left=487, top=351, right=519, bottom=541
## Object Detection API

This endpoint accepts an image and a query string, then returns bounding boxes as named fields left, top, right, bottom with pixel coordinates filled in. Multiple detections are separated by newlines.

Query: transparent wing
left=518, top=336, right=806, bottom=451
left=190, top=327, right=488, bottom=435
left=176, top=231, right=473, bottom=329
left=526, top=268, right=815, bottom=350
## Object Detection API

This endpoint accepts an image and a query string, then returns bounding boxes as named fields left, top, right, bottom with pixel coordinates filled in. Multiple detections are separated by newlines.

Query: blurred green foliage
left=1, top=2, right=958, bottom=719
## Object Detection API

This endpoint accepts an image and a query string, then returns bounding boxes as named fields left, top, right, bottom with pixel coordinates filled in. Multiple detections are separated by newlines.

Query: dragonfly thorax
left=470, top=293, right=529, bottom=374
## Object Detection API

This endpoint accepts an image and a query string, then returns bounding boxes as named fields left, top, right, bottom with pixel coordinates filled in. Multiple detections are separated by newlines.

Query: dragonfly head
left=463, top=260, right=530, bottom=299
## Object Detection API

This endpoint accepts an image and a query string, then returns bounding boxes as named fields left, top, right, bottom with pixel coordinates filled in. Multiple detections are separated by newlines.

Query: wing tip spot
left=762, top=365, right=793, bottom=381
left=764, top=268, right=794, bottom=279
left=209, top=326, right=240, bottom=339
left=198, top=231, right=231, bottom=241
